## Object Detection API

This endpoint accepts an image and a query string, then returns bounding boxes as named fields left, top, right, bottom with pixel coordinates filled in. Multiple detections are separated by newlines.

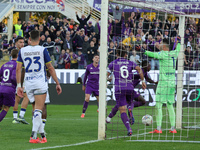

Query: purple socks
left=82, top=101, right=89, bottom=113
left=121, top=112, right=131, bottom=131
left=108, top=105, right=118, bottom=118
left=0, top=110, right=7, bottom=122
left=133, top=101, right=144, bottom=108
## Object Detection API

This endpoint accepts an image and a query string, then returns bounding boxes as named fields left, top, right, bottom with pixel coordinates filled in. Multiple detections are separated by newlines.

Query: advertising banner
left=93, top=0, right=200, bottom=13
left=10, top=0, right=65, bottom=12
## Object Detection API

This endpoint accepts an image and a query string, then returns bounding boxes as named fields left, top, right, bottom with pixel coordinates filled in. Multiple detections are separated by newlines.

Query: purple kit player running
left=107, top=60, right=158, bottom=125
left=0, top=49, right=18, bottom=122
left=81, top=55, right=99, bottom=118
left=107, top=46, right=146, bottom=136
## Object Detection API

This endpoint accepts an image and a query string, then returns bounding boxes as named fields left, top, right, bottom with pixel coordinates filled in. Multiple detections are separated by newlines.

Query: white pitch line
left=28, top=129, right=158, bottom=150
left=29, top=140, right=100, bottom=150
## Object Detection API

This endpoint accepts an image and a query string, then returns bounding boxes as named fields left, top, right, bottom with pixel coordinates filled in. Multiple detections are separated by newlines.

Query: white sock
left=13, top=111, right=18, bottom=119
left=42, top=119, right=46, bottom=130
left=19, top=108, right=26, bottom=118
left=171, top=126, right=175, bottom=131
left=32, top=109, right=42, bottom=133
left=157, top=126, right=161, bottom=131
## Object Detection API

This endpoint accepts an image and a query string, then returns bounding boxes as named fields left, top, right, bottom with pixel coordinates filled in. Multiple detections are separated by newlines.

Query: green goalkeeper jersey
left=144, top=43, right=181, bottom=88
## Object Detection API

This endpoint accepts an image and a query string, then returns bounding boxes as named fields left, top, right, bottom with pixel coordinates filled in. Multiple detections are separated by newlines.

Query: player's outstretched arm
left=144, top=51, right=163, bottom=60
left=16, top=63, right=23, bottom=98
left=46, top=63, right=62, bottom=95
left=135, top=66, right=146, bottom=89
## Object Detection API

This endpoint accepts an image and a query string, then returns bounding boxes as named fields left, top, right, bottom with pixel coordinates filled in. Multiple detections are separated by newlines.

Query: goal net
left=99, top=0, right=200, bottom=143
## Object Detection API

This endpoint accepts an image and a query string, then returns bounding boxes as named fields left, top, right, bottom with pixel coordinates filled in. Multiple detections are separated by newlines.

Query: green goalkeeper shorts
left=156, top=85, right=175, bottom=104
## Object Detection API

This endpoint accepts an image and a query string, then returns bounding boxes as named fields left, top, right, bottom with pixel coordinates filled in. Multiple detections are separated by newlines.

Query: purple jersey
left=132, top=68, right=149, bottom=88
left=0, top=60, right=17, bottom=93
left=83, top=63, right=99, bottom=88
left=108, top=58, right=137, bottom=92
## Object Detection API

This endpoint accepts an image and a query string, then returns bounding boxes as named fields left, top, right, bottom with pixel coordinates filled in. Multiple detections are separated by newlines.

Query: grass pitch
left=0, top=105, right=200, bottom=150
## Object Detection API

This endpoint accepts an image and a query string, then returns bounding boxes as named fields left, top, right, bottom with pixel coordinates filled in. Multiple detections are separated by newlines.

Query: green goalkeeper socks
left=167, top=103, right=176, bottom=128
left=155, top=102, right=163, bottom=128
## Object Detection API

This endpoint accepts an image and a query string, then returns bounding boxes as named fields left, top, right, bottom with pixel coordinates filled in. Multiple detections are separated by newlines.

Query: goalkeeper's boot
left=149, top=129, right=162, bottom=133
left=128, top=109, right=134, bottom=125
left=29, top=137, right=41, bottom=143
left=169, top=129, right=177, bottom=133
left=127, top=129, right=132, bottom=136
left=40, top=137, right=47, bottom=143
left=18, top=116, right=30, bottom=125
left=81, top=113, right=85, bottom=118
left=12, top=118, right=20, bottom=124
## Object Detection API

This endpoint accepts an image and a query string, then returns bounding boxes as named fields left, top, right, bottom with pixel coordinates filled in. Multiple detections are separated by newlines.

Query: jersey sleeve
left=108, top=62, right=114, bottom=73
left=144, top=51, right=164, bottom=59
left=83, top=66, right=90, bottom=86
left=170, top=43, right=181, bottom=58
left=43, top=48, right=52, bottom=64
left=17, top=50, right=23, bottom=64
left=132, top=61, right=138, bottom=70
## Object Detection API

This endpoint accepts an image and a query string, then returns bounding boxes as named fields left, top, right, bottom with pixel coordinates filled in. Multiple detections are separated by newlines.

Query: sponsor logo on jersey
left=26, top=75, right=43, bottom=80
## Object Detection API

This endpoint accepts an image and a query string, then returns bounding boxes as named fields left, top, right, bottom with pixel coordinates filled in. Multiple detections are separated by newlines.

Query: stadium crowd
left=0, top=4, right=200, bottom=70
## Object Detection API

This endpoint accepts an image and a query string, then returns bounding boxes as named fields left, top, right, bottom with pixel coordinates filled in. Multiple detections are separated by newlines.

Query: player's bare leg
left=0, top=105, right=10, bottom=122
left=41, top=104, right=47, bottom=135
left=18, top=93, right=29, bottom=124
left=119, top=105, right=132, bottom=136
left=81, top=94, right=90, bottom=118
left=30, top=94, right=46, bottom=143
left=12, top=95, right=21, bottom=123
left=96, top=96, right=99, bottom=112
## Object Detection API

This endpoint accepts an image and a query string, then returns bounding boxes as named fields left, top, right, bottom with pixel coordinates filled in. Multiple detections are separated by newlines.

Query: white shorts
left=28, top=89, right=50, bottom=104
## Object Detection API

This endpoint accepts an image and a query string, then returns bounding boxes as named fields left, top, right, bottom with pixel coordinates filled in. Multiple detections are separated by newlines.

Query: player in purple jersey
left=107, top=46, right=146, bottom=136
left=0, top=49, right=18, bottom=122
left=81, top=55, right=99, bottom=118
left=107, top=60, right=158, bottom=125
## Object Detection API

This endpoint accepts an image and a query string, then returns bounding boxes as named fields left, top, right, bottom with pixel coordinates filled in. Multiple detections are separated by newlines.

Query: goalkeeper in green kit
left=144, top=38, right=181, bottom=134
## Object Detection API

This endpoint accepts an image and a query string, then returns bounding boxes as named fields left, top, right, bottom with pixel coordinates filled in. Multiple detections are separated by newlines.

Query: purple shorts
left=85, top=84, right=99, bottom=96
left=0, top=92, right=15, bottom=107
left=133, top=90, right=140, bottom=99
left=115, top=90, right=133, bottom=107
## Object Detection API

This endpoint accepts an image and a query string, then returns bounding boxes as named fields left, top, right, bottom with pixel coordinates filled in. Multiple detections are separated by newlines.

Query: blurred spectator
left=24, top=21, right=33, bottom=38
left=77, top=50, right=85, bottom=69
left=82, top=36, right=90, bottom=58
left=43, top=37, right=55, bottom=56
left=184, top=46, right=194, bottom=70
left=45, top=30, right=50, bottom=39
left=123, top=22, right=131, bottom=38
left=39, top=35, right=46, bottom=46
left=2, top=23, right=7, bottom=33
left=57, top=49, right=66, bottom=69
left=64, top=49, right=70, bottom=69
left=13, top=18, right=24, bottom=37
left=69, top=51, right=78, bottom=69
left=108, top=41, right=115, bottom=63
left=122, top=32, right=136, bottom=48
left=130, top=49, right=140, bottom=64
left=63, top=34, right=73, bottom=51
left=111, top=18, right=123, bottom=43
left=194, top=48, right=200, bottom=69
left=74, top=29, right=85, bottom=52
left=109, top=2, right=125, bottom=20
left=86, top=21, right=94, bottom=37
left=33, top=19, right=39, bottom=30
left=39, top=25, right=45, bottom=36
left=87, top=40, right=97, bottom=64
left=75, top=11, right=91, bottom=29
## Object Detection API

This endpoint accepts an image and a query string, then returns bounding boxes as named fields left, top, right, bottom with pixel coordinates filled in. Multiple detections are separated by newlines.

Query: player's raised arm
left=135, top=66, right=146, bottom=89
left=16, top=50, right=24, bottom=98
left=44, top=48, right=62, bottom=95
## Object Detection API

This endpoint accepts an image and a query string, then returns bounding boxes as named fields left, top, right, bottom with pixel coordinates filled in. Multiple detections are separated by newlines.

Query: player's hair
left=11, top=49, right=19, bottom=58
left=30, top=30, right=40, bottom=41
left=93, top=54, right=99, bottom=58
left=142, top=60, right=149, bottom=68
left=116, top=45, right=127, bottom=57
left=163, top=38, right=169, bottom=46
left=15, top=36, right=24, bottom=43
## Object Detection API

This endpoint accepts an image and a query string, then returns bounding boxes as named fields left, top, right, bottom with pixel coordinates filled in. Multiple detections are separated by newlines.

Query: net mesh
left=105, top=0, right=200, bottom=142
